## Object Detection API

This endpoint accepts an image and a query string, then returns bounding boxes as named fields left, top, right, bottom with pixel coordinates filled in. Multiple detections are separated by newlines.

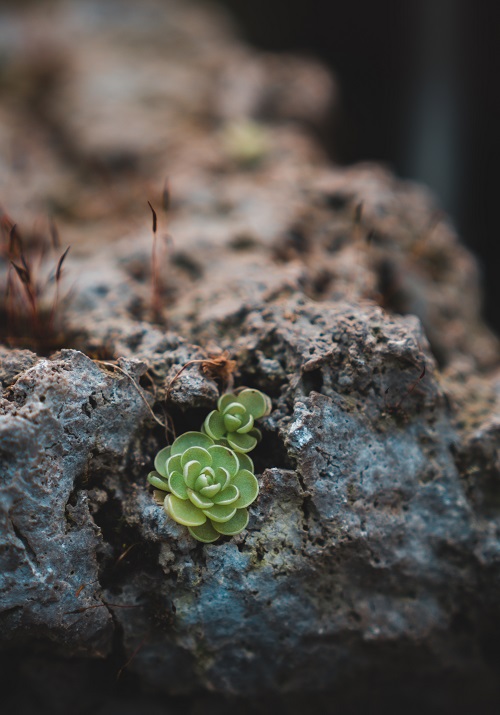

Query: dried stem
left=385, top=362, right=427, bottom=414
left=165, top=359, right=207, bottom=402
left=394, top=362, right=426, bottom=411
left=116, top=636, right=148, bottom=681
left=65, top=602, right=142, bottom=616
left=165, top=354, right=236, bottom=401
left=114, top=542, right=138, bottom=567
left=49, top=246, right=70, bottom=329
left=148, top=200, right=161, bottom=321
left=95, top=360, right=169, bottom=434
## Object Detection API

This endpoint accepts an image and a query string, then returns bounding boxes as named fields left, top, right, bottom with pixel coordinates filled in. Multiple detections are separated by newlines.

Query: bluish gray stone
left=0, top=350, right=152, bottom=654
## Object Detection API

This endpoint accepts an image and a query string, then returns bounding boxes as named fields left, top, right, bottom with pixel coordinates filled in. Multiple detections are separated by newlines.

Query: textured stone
left=100, top=297, right=497, bottom=696
left=0, top=350, right=152, bottom=654
left=1, top=0, right=500, bottom=711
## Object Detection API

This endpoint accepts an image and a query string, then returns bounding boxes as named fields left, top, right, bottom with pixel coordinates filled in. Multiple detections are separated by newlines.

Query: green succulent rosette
left=147, top=431, right=258, bottom=543
left=202, top=388, right=272, bottom=453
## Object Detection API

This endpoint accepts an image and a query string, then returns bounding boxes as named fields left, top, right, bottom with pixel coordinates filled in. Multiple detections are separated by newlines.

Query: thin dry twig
left=75, top=579, right=99, bottom=598
left=114, top=542, right=138, bottom=567
left=116, top=636, right=148, bottom=681
left=65, top=602, right=141, bottom=615
left=395, top=362, right=426, bottom=410
left=95, top=360, right=167, bottom=431
left=50, top=245, right=70, bottom=327
left=385, top=362, right=427, bottom=414
left=142, top=369, right=175, bottom=440
left=165, top=359, right=204, bottom=402
left=165, top=352, right=237, bottom=402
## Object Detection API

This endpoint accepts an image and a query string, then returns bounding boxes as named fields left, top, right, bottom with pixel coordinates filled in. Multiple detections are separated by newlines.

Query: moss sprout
left=0, top=212, right=71, bottom=352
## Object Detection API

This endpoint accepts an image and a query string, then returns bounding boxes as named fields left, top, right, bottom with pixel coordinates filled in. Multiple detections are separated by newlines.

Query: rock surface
left=1, top=0, right=500, bottom=712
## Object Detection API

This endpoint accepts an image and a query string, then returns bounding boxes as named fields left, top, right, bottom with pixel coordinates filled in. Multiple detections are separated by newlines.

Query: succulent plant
left=202, top=388, right=271, bottom=453
left=148, top=431, right=259, bottom=543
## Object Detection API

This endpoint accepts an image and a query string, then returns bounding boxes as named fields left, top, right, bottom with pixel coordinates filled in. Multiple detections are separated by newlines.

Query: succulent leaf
left=236, top=452, right=254, bottom=472
left=181, top=446, right=212, bottom=470
left=227, top=431, right=257, bottom=453
left=224, top=413, right=241, bottom=432
left=212, top=484, right=239, bottom=505
left=154, top=446, right=171, bottom=477
left=232, top=469, right=259, bottom=508
left=200, top=483, right=221, bottom=498
left=184, top=460, right=203, bottom=489
left=209, top=445, right=239, bottom=477
left=217, top=393, right=236, bottom=412
left=249, top=427, right=262, bottom=442
left=204, top=410, right=226, bottom=440
left=188, top=521, right=220, bottom=543
left=148, top=470, right=170, bottom=491
left=187, top=489, right=214, bottom=509
left=212, top=508, right=249, bottom=535
left=236, top=413, right=254, bottom=434
left=194, top=474, right=210, bottom=491
left=171, top=431, right=213, bottom=456
left=202, top=503, right=237, bottom=523
left=166, top=454, right=182, bottom=476
left=236, top=388, right=271, bottom=419
left=165, top=494, right=207, bottom=526
left=226, top=402, right=246, bottom=416
left=168, top=471, right=188, bottom=499
left=214, top=466, right=231, bottom=491
left=202, top=389, right=270, bottom=454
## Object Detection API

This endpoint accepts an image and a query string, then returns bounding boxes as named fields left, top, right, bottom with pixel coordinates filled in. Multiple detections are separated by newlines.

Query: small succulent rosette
left=148, top=431, right=259, bottom=543
left=202, top=388, right=271, bottom=453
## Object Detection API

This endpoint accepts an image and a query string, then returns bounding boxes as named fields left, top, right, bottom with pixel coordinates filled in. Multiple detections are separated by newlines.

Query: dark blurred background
left=216, top=0, right=500, bottom=332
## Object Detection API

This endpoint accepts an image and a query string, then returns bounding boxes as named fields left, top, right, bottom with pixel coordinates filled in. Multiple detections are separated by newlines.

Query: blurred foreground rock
left=1, top=0, right=500, bottom=713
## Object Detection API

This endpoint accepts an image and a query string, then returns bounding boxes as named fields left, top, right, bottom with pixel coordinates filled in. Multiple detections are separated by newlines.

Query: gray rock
left=99, top=297, right=497, bottom=696
left=0, top=349, right=153, bottom=654
left=1, top=0, right=500, bottom=710
left=0, top=348, right=39, bottom=388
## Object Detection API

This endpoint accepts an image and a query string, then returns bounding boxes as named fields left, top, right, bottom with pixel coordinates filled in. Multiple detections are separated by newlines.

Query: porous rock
left=0, top=349, right=152, bottom=654
left=100, top=296, right=498, bottom=697
left=1, top=0, right=500, bottom=710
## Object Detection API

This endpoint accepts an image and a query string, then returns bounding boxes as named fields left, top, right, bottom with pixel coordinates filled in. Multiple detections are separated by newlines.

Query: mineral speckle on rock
left=1, top=0, right=500, bottom=712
